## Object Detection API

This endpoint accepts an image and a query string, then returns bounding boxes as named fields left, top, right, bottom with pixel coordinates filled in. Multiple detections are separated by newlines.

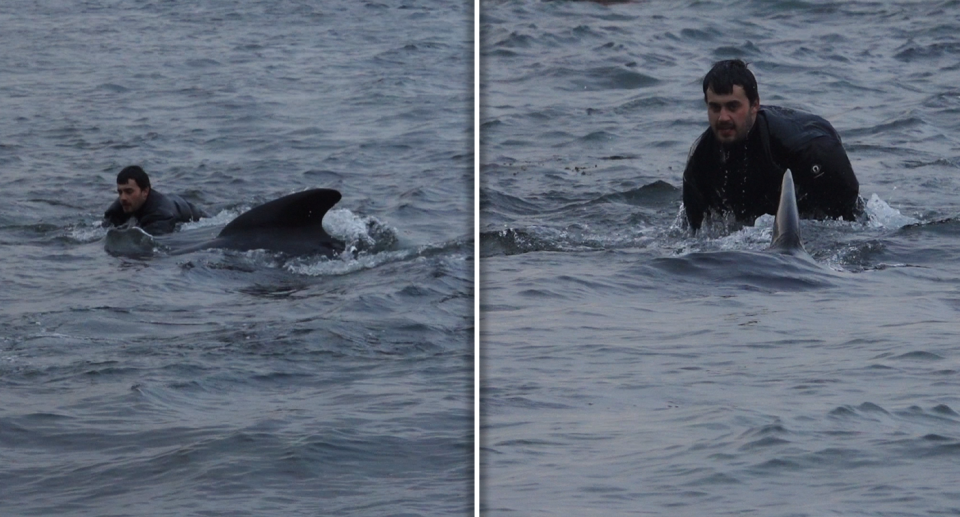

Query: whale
left=767, top=170, right=805, bottom=255
left=647, top=169, right=826, bottom=290
left=105, top=188, right=345, bottom=258
left=173, top=188, right=345, bottom=257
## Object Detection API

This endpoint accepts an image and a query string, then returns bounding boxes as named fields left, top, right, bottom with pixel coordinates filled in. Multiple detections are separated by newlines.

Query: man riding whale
left=682, top=59, right=863, bottom=238
left=102, top=165, right=345, bottom=257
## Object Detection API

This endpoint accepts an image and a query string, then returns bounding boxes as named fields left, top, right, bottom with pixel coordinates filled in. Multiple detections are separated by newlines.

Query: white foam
left=71, top=221, right=109, bottom=243
left=180, top=209, right=242, bottom=231
left=284, top=248, right=415, bottom=277
left=717, top=218, right=772, bottom=251
left=324, top=208, right=376, bottom=247
left=864, top=193, right=918, bottom=229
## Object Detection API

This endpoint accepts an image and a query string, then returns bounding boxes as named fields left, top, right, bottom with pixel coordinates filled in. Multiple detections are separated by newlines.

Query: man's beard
left=716, top=122, right=753, bottom=151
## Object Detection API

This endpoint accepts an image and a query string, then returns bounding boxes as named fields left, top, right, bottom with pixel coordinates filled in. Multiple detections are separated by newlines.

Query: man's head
left=116, top=165, right=151, bottom=214
left=702, top=59, right=760, bottom=145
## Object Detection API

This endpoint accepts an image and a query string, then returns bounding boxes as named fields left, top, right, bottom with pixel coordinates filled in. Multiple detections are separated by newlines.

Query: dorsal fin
left=769, top=170, right=804, bottom=253
left=218, top=189, right=341, bottom=237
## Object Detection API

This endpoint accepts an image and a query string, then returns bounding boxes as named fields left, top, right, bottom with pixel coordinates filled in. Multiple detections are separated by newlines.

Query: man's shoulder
left=145, top=188, right=170, bottom=207
left=684, top=128, right=718, bottom=184
left=149, top=189, right=207, bottom=221
left=144, top=189, right=187, bottom=216
left=760, top=105, right=840, bottom=148
left=138, top=188, right=177, bottom=217
left=761, top=104, right=829, bottom=123
left=687, top=127, right=715, bottom=159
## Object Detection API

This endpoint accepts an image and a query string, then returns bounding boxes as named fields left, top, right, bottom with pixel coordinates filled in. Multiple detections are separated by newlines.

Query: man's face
left=706, top=85, right=759, bottom=145
left=117, top=179, right=149, bottom=213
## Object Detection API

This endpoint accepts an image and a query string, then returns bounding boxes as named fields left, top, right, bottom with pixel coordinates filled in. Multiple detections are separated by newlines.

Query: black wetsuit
left=682, top=105, right=861, bottom=232
left=102, top=189, right=207, bottom=235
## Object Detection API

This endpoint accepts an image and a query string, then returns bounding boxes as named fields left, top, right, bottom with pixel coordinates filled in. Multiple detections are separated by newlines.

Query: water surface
left=0, top=2, right=474, bottom=515
left=480, top=1, right=960, bottom=514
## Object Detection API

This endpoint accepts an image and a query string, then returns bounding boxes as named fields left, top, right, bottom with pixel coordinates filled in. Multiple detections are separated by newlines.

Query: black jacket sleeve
left=102, top=199, right=129, bottom=228
left=763, top=106, right=861, bottom=220
left=784, top=136, right=860, bottom=220
left=138, top=212, right=179, bottom=235
left=682, top=133, right=709, bottom=232
left=137, top=192, right=205, bottom=235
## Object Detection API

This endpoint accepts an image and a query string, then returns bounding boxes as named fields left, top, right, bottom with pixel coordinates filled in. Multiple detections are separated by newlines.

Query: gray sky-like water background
left=481, top=0, right=960, bottom=515
left=1, top=1, right=473, bottom=515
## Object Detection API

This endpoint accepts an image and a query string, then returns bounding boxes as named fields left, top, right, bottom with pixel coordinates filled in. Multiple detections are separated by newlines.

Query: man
left=682, top=59, right=862, bottom=233
left=102, top=165, right=207, bottom=235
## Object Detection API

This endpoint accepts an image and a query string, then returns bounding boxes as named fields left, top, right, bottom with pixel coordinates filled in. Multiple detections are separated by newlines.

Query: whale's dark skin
left=169, top=188, right=345, bottom=257
left=768, top=170, right=805, bottom=255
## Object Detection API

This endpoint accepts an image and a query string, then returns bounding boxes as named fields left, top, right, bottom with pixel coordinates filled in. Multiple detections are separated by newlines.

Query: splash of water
left=864, top=193, right=919, bottom=229
left=324, top=208, right=398, bottom=254
left=180, top=209, right=241, bottom=231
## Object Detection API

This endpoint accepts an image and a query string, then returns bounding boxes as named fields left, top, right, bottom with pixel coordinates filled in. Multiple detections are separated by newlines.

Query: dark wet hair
left=117, top=165, right=151, bottom=190
left=702, top=59, right=759, bottom=105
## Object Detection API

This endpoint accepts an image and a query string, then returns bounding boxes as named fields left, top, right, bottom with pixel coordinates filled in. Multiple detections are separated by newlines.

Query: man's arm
left=170, top=196, right=208, bottom=222
left=138, top=193, right=206, bottom=235
left=101, top=199, right=125, bottom=228
left=682, top=174, right=706, bottom=232
left=681, top=133, right=708, bottom=233
left=763, top=107, right=861, bottom=220
left=788, top=136, right=860, bottom=220
left=137, top=213, right=179, bottom=235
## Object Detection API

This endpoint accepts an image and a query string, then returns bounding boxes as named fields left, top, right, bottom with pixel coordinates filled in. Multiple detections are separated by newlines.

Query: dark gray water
left=480, top=0, right=960, bottom=515
left=0, top=1, right=473, bottom=516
